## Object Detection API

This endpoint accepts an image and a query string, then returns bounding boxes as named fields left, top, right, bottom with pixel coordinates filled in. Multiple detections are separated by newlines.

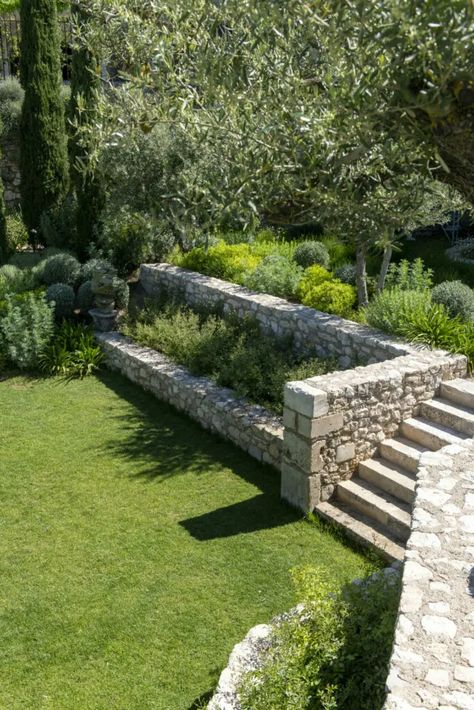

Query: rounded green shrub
left=8, top=252, right=42, bottom=270
left=300, top=279, right=356, bottom=317
left=294, top=241, right=330, bottom=269
left=431, top=280, right=474, bottom=323
left=81, top=257, right=116, bottom=283
left=298, top=265, right=333, bottom=303
left=0, top=263, right=36, bottom=295
left=41, top=253, right=81, bottom=286
left=76, top=280, right=94, bottom=312
left=180, top=242, right=261, bottom=283
left=114, top=278, right=130, bottom=310
left=243, top=255, right=302, bottom=299
left=45, top=283, right=75, bottom=319
left=334, top=263, right=357, bottom=285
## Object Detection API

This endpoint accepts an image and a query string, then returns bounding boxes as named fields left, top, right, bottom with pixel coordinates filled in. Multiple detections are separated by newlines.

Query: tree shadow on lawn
left=98, top=370, right=301, bottom=539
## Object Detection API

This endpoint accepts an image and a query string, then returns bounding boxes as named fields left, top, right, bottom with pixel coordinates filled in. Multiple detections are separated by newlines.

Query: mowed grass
left=0, top=372, right=375, bottom=710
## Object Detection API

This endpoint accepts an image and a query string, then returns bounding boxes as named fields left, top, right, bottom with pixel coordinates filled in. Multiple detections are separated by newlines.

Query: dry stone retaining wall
left=139, top=263, right=467, bottom=511
left=140, top=263, right=413, bottom=368
left=384, top=439, right=474, bottom=709
left=97, top=332, right=283, bottom=470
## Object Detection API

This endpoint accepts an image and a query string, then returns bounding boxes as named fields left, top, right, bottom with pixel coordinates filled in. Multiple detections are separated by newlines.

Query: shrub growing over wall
left=243, top=254, right=302, bottom=299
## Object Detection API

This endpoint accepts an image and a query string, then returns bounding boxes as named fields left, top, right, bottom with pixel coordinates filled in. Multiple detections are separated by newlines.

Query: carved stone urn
left=89, top=265, right=119, bottom=332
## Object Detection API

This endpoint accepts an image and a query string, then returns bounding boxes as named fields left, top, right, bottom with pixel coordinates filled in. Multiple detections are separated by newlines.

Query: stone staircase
left=317, top=378, right=474, bottom=562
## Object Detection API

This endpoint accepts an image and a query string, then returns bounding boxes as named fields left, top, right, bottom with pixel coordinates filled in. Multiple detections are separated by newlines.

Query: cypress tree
left=19, top=0, right=69, bottom=237
left=69, top=1, right=105, bottom=260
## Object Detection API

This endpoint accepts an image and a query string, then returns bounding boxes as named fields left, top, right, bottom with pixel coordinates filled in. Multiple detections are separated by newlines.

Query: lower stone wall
left=97, top=332, right=283, bottom=469
left=282, top=352, right=467, bottom=509
left=384, top=439, right=474, bottom=709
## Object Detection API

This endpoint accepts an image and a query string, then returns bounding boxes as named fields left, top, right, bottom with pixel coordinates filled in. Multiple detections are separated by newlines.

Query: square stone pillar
left=281, top=380, right=343, bottom=513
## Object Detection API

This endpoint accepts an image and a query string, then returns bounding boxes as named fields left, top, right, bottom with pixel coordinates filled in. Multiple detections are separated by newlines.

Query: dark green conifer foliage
left=19, top=0, right=69, bottom=237
left=0, top=116, right=9, bottom=264
left=0, top=153, right=8, bottom=264
left=69, top=2, right=105, bottom=260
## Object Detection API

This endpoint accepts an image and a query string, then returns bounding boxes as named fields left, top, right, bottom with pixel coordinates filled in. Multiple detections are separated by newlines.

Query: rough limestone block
left=284, top=382, right=328, bottom=418
left=336, top=442, right=355, bottom=463
left=283, top=430, right=325, bottom=473
left=281, top=461, right=320, bottom=512
left=298, top=412, right=343, bottom=439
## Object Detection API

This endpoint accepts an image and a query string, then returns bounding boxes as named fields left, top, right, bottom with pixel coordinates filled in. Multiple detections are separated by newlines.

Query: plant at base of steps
left=39, top=321, right=103, bottom=379
left=239, top=565, right=400, bottom=710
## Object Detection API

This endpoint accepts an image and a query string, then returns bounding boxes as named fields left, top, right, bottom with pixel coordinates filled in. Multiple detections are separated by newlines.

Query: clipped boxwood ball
left=42, top=253, right=81, bottom=286
left=81, top=257, right=116, bottom=284
left=294, top=241, right=330, bottom=270
left=76, top=280, right=94, bottom=312
left=45, top=283, right=75, bottom=319
left=432, top=280, right=474, bottom=323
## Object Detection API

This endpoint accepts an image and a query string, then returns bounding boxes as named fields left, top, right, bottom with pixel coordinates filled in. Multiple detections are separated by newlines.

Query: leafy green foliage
left=364, top=289, right=432, bottom=336
left=19, top=0, right=69, bottom=234
left=39, top=320, right=103, bottom=378
left=100, top=209, right=175, bottom=275
left=5, top=212, right=29, bottom=253
left=431, top=280, right=474, bottom=323
left=385, top=259, right=433, bottom=292
left=80, top=257, right=115, bottom=283
left=45, top=283, right=75, bottom=320
left=0, top=77, right=23, bottom=139
left=0, top=291, right=54, bottom=369
left=243, top=255, right=302, bottom=299
left=294, top=241, right=330, bottom=270
left=334, top=263, right=357, bottom=286
left=0, top=152, right=7, bottom=265
left=300, top=280, right=357, bottom=318
left=123, top=303, right=335, bottom=413
left=113, top=278, right=130, bottom=310
left=180, top=242, right=261, bottom=283
left=240, top=566, right=400, bottom=710
left=39, top=195, right=79, bottom=251
left=400, top=304, right=474, bottom=369
left=41, top=253, right=81, bottom=287
left=0, top=263, right=37, bottom=297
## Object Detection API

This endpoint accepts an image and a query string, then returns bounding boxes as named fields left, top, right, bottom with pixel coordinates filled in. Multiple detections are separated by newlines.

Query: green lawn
left=0, top=372, right=374, bottom=710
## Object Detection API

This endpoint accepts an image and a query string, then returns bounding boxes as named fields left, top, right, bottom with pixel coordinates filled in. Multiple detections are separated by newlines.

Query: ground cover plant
left=123, top=300, right=335, bottom=414
left=239, top=565, right=400, bottom=710
left=0, top=372, right=376, bottom=709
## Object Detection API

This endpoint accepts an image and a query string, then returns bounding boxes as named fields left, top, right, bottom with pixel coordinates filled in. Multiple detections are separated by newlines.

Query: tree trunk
left=356, top=244, right=369, bottom=308
left=376, top=244, right=393, bottom=294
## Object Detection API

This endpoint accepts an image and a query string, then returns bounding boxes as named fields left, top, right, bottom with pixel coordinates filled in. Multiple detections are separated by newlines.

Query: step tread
left=424, top=397, right=474, bottom=420
left=441, top=378, right=474, bottom=396
left=337, top=477, right=412, bottom=525
left=360, top=457, right=416, bottom=490
left=316, top=501, right=406, bottom=563
left=402, top=416, right=469, bottom=443
left=382, top=436, right=429, bottom=457
left=440, top=379, right=474, bottom=408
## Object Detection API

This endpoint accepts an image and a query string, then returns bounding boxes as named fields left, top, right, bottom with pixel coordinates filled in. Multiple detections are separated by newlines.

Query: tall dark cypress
left=19, top=0, right=69, bottom=237
left=69, top=1, right=105, bottom=260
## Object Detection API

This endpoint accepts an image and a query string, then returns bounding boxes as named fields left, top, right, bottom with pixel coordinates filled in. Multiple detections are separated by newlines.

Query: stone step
left=379, top=436, right=428, bottom=474
left=420, top=397, right=474, bottom=437
left=440, top=378, right=474, bottom=410
left=336, top=478, right=412, bottom=542
left=400, top=416, right=468, bottom=451
left=358, top=458, right=416, bottom=505
left=316, top=501, right=406, bottom=563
